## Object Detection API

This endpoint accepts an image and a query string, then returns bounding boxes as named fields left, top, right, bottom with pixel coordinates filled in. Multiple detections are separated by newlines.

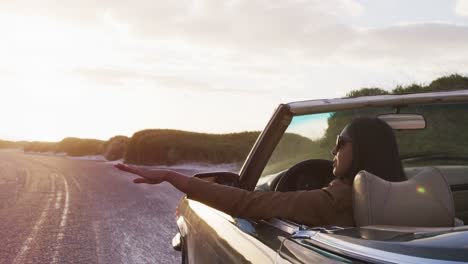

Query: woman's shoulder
left=327, top=178, right=352, bottom=189
left=322, top=179, right=353, bottom=200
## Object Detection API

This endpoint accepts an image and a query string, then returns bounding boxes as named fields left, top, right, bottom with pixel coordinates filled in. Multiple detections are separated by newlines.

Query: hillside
left=317, top=74, right=468, bottom=164
left=7, top=74, right=468, bottom=166
left=0, top=140, right=27, bottom=149
left=124, top=130, right=260, bottom=165
left=20, top=130, right=263, bottom=166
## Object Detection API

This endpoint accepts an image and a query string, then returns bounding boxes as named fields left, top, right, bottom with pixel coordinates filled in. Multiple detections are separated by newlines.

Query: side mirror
left=194, top=172, right=240, bottom=187
left=378, top=113, right=426, bottom=130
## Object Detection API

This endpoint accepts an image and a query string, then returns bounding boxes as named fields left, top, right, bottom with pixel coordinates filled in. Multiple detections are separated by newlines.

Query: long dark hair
left=344, top=117, right=406, bottom=183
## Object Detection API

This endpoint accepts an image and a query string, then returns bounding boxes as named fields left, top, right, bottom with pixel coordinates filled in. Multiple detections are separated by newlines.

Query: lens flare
left=417, top=187, right=426, bottom=194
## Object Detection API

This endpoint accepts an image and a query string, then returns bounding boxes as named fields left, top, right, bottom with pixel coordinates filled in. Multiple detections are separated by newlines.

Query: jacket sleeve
left=186, top=177, right=352, bottom=227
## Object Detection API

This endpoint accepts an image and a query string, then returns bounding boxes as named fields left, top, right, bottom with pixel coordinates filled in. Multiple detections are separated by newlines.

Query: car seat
left=352, top=167, right=456, bottom=227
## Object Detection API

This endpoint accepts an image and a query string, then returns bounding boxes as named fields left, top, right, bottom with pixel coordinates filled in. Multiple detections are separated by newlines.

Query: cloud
left=0, top=0, right=363, bottom=55
left=6, top=1, right=467, bottom=67
left=75, top=67, right=267, bottom=94
left=75, top=68, right=140, bottom=86
left=339, top=23, right=468, bottom=62
left=0, top=68, right=12, bottom=76
left=3, top=1, right=468, bottom=95
left=100, top=1, right=467, bottom=72
left=153, top=75, right=268, bottom=94
left=111, top=0, right=363, bottom=55
left=455, top=0, right=468, bottom=16
left=337, top=0, right=365, bottom=17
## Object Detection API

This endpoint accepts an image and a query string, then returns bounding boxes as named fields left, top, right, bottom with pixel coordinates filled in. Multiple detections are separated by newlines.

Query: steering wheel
left=274, top=159, right=334, bottom=192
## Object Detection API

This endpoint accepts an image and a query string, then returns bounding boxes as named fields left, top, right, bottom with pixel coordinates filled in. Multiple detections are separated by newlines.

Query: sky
left=1, top=0, right=468, bottom=141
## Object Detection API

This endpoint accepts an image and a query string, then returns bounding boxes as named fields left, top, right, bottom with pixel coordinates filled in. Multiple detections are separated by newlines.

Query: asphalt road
left=0, top=149, right=194, bottom=264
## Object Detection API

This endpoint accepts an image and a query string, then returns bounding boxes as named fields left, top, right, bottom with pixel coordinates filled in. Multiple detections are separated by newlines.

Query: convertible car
left=173, top=90, right=468, bottom=263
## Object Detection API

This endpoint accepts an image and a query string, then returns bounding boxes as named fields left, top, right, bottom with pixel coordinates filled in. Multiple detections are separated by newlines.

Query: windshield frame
left=238, top=90, right=468, bottom=191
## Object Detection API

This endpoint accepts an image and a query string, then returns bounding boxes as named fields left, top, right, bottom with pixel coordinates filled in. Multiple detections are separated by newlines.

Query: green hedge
left=0, top=140, right=27, bottom=149
left=124, top=130, right=260, bottom=165
left=102, top=136, right=128, bottom=161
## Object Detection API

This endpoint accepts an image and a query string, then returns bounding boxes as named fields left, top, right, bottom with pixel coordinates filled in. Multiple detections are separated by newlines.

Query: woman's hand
left=114, top=163, right=170, bottom=184
left=114, top=163, right=191, bottom=193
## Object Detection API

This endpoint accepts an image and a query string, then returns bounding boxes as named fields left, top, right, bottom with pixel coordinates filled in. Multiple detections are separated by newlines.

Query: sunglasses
left=331, top=135, right=352, bottom=156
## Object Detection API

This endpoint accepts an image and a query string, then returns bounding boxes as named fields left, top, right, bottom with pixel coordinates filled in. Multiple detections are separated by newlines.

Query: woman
left=115, top=117, right=406, bottom=227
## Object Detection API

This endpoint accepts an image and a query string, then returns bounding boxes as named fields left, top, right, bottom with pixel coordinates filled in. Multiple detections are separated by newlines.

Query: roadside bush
left=103, top=136, right=128, bottom=161
left=319, top=74, right=468, bottom=159
left=0, top=140, right=27, bottom=149
left=124, top=130, right=260, bottom=165
left=55, top=137, right=105, bottom=156
left=392, top=74, right=468, bottom=94
left=23, top=141, right=57, bottom=152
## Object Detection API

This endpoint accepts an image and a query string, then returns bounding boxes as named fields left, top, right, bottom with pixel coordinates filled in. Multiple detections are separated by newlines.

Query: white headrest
left=353, top=167, right=455, bottom=227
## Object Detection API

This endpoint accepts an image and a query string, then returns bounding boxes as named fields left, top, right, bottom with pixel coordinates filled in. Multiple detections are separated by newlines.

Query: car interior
left=254, top=155, right=468, bottom=262
left=257, top=158, right=468, bottom=228
left=257, top=103, right=468, bottom=233
left=252, top=102, right=468, bottom=259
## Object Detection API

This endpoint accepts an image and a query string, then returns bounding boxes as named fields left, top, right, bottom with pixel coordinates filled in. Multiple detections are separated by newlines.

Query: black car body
left=174, top=90, right=468, bottom=264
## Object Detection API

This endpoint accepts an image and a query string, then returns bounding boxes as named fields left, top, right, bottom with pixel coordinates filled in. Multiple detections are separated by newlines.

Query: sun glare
left=1, top=2, right=466, bottom=142
left=0, top=14, right=140, bottom=141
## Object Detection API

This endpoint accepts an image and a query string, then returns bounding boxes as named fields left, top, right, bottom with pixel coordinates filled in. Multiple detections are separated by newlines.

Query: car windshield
left=261, top=102, right=468, bottom=177
left=259, top=101, right=468, bottom=262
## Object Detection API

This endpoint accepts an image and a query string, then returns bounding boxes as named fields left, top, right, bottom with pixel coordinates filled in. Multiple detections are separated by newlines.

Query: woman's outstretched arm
left=114, top=163, right=191, bottom=193
left=114, top=163, right=354, bottom=227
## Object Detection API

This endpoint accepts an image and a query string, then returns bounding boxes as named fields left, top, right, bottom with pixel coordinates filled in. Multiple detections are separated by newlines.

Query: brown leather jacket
left=186, top=177, right=355, bottom=227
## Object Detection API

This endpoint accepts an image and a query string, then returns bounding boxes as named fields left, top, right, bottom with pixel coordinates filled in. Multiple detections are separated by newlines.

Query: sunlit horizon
left=1, top=0, right=468, bottom=142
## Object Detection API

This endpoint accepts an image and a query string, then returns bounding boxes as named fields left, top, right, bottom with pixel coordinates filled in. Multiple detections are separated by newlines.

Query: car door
left=182, top=195, right=357, bottom=264
left=181, top=197, right=291, bottom=263
left=278, top=234, right=355, bottom=263
left=271, top=219, right=359, bottom=264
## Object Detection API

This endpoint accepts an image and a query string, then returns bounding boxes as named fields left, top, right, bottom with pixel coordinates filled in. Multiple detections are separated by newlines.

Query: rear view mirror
left=194, top=172, right=240, bottom=187
left=378, top=114, right=426, bottom=130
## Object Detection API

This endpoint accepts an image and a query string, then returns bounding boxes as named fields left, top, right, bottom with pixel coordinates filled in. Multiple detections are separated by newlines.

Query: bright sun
left=0, top=14, right=141, bottom=141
